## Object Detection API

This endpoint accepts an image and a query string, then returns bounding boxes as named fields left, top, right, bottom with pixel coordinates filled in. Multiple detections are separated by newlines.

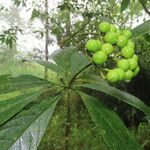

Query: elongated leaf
left=79, top=92, right=142, bottom=150
left=121, top=0, right=130, bottom=12
left=0, top=95, right=61, bottom=150
left=132, top=20, right=150, bottom=35
left=0, top=91, right=43, bottom=126
left=0, top=74, right=51, bottom=94
left=76, top=83, right=150, bottom=116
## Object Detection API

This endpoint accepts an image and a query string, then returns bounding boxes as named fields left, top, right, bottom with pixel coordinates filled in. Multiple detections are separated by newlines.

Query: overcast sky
left=0, top=0, right=149, bottom=57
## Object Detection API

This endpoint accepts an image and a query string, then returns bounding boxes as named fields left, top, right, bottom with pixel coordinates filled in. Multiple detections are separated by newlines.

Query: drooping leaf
left=121, top=0, right=130, bottom=12
left=79, top=92, right=142, bottom=150
left=0, top=74, right=51, bottom=94
left=132, top=20, right=150, bottom=35
left=76, top=82, right=150, bottom=116
left=0, top=95, right=61, bottom=150
left=0, top=91, right=43, bottom=126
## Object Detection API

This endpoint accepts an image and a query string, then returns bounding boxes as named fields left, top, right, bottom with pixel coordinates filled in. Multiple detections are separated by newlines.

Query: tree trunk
left=44, top=0, right=49, bottom=79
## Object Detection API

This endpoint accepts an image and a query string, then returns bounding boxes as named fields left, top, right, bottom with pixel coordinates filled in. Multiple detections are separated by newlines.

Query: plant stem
left=68, top=62, right=93, bottom=88
left=44, top=0, right=49, bottom=79
left=65, top=91, right=71, bottom=150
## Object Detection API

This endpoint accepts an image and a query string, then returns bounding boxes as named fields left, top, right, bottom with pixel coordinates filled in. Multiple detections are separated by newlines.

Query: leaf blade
left=132, top=20, right=150, bottom=35
left=76, top=82, right=150, bottom=116
left=121, top=0, right=130, bottom=12
left=0, top=91, right=43, bottom=126
left=0, top=95, right=61, bottom=150
left=79, top=92, right=142, bottom=150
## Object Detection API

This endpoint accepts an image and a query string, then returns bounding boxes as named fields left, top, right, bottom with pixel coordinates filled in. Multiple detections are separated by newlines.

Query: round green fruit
left=99, top=22, right=110, bottom=33
left=106, top=70, right=119, bottom=83
left=132, top=54, right=138, bottom=61
left=92, top=51, right=107, bottom=64
left=116, top=30, right=122, bottom=36
left=125, top=70, right=134, bottom=80
left=101, top=43, right=114, bottom=55
left=117, top=59, right=130, bottom=71
left=122, top=29, right=132, bottom=39
left=110, top=24, right=117, bottom=32
left=114, top=68, right=125, bottom=81
left=127, top=39, right=135, bottom=49
left=128, top=58, right=138, bottom=70
left=117, top=35, right=128, bottom=48
left=104, top=31, right=118, bottom=44
left=85, top=39, right=101, bottom=52
left=133, top=66, right=140, bottom=77
left=96, top=40, right=102, bottom=49
left=121, top=46, right=134, bottom=58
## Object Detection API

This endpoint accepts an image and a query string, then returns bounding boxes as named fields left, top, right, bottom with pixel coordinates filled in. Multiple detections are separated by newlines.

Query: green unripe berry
left=117, top=59, right=130, bottom=71
left=101, top=43, right=114, bottom=55
left=104, top=31, right=118, bottom=44
left=96, top=40, right=102, bottom=50
left=133, top=66, right=140, bottom=77
left=132, top=54, right=138, bottom=61
left=122, top=29, right=132, bottom=39
left=110, top=24, right=117, bottom=32
left=114, top=68, right=125, bottom=81
left=99, top=22, right=110, bottom=33
left=116, top=29, right=122, bottom=36
left=106, top=70, right=119, bottom=83
left=117, top=35, right=128, bottom=48
left=86, top=39, right=101, bottom=52
left=92, top=51, right=107, bottom=64
left=127, top=39, right=135, bottom=49
left=125, top=70, right=134, bottom=80
left=121, top=46, right=134, bottom=58
left=128, top=58, right=138, bottom=70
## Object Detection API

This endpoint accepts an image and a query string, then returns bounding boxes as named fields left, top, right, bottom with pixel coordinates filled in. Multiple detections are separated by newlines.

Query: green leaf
left=31, top=47, right=90, bottom=81
left=79, top=92, right=142, bottom=150
left=0, top=91, right=43, bottom=126
left=0, top=74, right=51, bottom=94
left=132, top=20, right=150, bottom=35
left=76, top=82, right=150, bottom=116
left=121, top=0, right=130, bottom=12
left=0, top=95, right=61, bottom=150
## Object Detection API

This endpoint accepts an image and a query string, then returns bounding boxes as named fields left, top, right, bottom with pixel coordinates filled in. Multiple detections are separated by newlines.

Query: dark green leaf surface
left=0, top=91, right=43, bottom=126
left=79, top=92, right=142, bottom=150
left=0, top=75, right=51, bottom=94
left=121, top=0, right=130, bottom=12
left=0, top=95, right=61, bottom=150
left=132, top=20, right=150, bottom=35
left=76, top=83, right=150, bottom=116
left=33, top=47, right=90, bottom=80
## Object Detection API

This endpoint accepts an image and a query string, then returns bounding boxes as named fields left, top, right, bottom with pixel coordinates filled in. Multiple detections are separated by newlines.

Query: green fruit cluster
left=85, top=21, right=140, bottom=83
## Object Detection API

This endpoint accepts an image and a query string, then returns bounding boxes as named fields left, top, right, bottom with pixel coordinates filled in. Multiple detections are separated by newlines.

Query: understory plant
left=0, top=46, right=150, bottom=150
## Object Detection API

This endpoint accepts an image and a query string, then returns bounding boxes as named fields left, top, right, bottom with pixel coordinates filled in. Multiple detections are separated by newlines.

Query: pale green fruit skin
left=96, top=40, right=102, bottom=50
left=104, top=31, right=118, bottom=44
left=114, top=68, right=125, bottom=81
left=117, top=36, right=128, bottom=48
left=127, top=39, right=135, bottom=49
left=99, top=22, right=110, bottom=33
left=106, top=70, right=119, bottom=83
left=101, top=43, right=114, bottom=55
left=125, top=70, right=134, bottom=80
left=92, top=51, right=107, bottom=64
left=122, top=30, right=132, bottom=39
left=117, top=59, right=130, bottom=71
left=133, top=66, right=140, bottom=77
left=121, top=46, right=134, bottom=58
left=86, top=39, right=100, bottom=52
left=128, top=58, right=138, bottom=70
left=110, top=24, right=117, bottom=32
left=132, top=54, right=138, bottom=61
left=116, top=30, right=122, bottom=36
